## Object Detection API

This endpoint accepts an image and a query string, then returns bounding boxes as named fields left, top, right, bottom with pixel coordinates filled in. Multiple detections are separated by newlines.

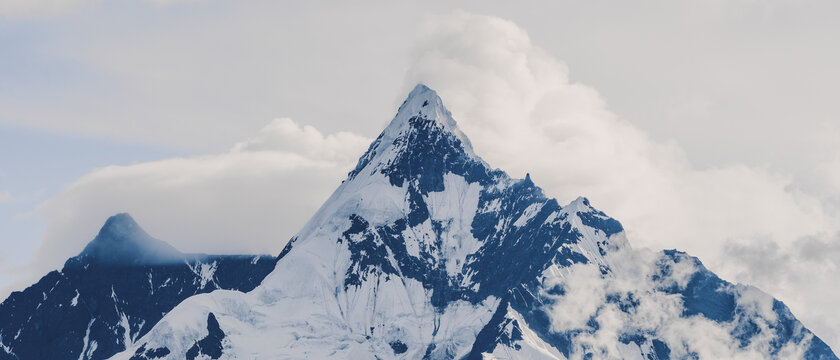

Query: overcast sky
left=1, top=0, right=839, bottom=352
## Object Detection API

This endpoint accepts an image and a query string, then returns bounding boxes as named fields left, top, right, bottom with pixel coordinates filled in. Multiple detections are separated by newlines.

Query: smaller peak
left=99, top=213, right=143, bottom=236
left=70, top=213, right=183, bottom=266
left=580, top=197, right=591, bottom=207
left=564, top=196, right=593, bottom=212
left=524, top=173, right=533, bottom=185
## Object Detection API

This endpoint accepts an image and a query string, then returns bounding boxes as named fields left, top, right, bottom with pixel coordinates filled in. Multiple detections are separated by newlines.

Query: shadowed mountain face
left=0, top=214, right=277, bottom=360
left=70, top=213, right=183, bottom=266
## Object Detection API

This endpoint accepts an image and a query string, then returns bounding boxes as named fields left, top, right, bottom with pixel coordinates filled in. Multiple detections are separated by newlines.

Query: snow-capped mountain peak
left=113, top=84, right=634, bottom=359
left=384, top=84, right=464, bottom=145
left=347, top=83, right=483, bottom=188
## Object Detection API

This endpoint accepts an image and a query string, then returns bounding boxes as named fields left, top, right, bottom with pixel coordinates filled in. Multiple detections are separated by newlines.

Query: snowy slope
left=113, top=84, right=836, bottom=360
left=0, top=214, right=276, bottom=360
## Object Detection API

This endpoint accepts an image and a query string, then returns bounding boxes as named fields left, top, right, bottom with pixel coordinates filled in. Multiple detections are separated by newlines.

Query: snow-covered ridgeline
left=112, top=84, right=836, bottom=360
left=114, top=84, right=631, bottom=359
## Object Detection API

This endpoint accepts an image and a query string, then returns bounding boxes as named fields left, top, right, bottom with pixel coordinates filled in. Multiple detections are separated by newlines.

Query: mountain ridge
left=9, top=83, right=832, bottom=360
left=0, top=215, right=277, bottom=360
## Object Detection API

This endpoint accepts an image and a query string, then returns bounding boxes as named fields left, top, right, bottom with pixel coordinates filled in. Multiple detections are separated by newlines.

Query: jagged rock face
left=109, top=85, right=630, bottom=359
left=0, top=214, right=276, bottom=360
left=334, top=86, right=620, bottom=311
left=106, top=84, right=836, bottom=359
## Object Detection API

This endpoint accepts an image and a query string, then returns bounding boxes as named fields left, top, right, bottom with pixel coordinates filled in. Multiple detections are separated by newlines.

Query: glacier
left=109, top=84, right=838, bottom=359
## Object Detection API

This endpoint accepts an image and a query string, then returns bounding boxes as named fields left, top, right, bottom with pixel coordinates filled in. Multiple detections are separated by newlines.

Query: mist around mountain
left=104, top=85, right=836, bottom=359
left=0, top=85, right=833, bottom=360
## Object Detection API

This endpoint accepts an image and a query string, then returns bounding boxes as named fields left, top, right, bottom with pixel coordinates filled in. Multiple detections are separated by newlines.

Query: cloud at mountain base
left=545, top=248, right=815, bottom=359
left=720, top=233, right=840, bottom=353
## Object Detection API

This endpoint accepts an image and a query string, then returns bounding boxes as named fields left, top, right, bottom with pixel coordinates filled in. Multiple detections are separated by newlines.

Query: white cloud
left=402, top=11, right=839, bottom=351
left=405, top=11, right=835, bottom=260
left=0, top=192, right=10, bottom=204
left=231, top=118, right=370, bottom=163
left=720, top=233, right=840, bottom=355
left=545, top=247, right=814, bottom=359
left=29, top=118, right=369, bottom=278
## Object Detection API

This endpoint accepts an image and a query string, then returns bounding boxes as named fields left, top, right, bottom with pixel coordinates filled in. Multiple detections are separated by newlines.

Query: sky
left=1, top=0, right=839, bottom=352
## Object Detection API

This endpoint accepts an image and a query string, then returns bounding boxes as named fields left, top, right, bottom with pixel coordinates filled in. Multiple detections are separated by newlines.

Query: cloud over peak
left=405, top=11, right=839, bottom=349
left=31, top=118, right=369, bottom=280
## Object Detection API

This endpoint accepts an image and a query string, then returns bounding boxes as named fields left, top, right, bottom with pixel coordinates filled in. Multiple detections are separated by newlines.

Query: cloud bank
left=405, top=11, right=834, bottom=260
left=32, top=119, right=369, bottom=273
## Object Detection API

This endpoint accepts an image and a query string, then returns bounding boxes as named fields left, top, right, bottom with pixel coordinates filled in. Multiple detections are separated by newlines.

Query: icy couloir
left=113, top=85, right=836, bottom=360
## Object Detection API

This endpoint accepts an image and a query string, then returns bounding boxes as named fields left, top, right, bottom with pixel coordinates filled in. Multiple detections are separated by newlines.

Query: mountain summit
left=347, top=83, right=483, bottom=192
left=72, top=213, right=182, bottom=265
left=374, top=84, right=470, bottom=151
left=382, top=84, right=464, bottom=139
left=110, top=84, right=835, bottom=360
